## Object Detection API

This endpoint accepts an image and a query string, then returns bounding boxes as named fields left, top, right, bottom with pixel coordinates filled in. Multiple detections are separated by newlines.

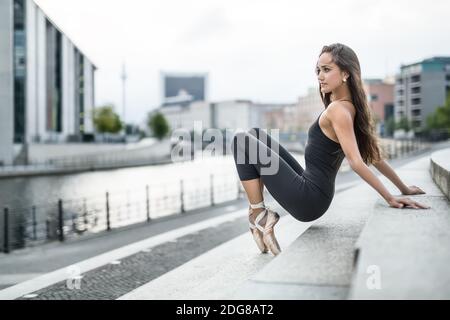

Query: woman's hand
left=387, top=196, right=431, bottom=209
left=401, top=185, right=426, bottom=195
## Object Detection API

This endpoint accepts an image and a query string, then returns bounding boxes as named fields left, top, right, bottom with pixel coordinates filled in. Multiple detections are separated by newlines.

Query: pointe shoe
left=249, top=202, right=268, bottom=254
left=262, top=207, right=282, bottom=256
left=249, top=202, right=282, bottom=256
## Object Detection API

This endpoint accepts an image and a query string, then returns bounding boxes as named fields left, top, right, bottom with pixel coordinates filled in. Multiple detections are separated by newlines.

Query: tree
left=385, top=116, right=396, bottom=137
left=395, top=116, right=410, bottom=132
left=93, top=105, right=123, bottom=133
left=148, top=112, right=169, bottom=140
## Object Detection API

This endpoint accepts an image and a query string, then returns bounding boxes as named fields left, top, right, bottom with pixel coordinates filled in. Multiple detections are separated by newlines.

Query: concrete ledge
left=430, top=149, right=450, bottom=200
left=349, top=152, right=450, bottom=299
left=0, top=156, right=172, bottom=179
left=349, top=196, right=450, bottom=299
left=233, top=182, right=377, bottom=300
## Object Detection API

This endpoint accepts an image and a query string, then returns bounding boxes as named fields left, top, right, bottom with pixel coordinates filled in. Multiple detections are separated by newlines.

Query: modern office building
left=394, top=57, right=450, bottom=131
left=0, top=0, right=96, bottom=165
left=160, top=72, right=208, bottom=107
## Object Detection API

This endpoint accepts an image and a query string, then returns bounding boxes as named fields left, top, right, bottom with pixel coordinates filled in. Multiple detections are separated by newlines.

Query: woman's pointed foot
left=248, top=202, right=268, bottom=254
left=248, top=202, right=281, bottom=255
left=262, top=208, right=281, bottom=256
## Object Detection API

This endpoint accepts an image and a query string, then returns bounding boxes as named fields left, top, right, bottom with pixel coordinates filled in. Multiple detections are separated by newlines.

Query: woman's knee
left=291, top=211, right=324, bottom=223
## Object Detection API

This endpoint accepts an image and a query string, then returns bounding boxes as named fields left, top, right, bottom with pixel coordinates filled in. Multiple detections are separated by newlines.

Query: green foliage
left=385, top=116, right=396, bottom=136
left=93, top=105, right=123, bottom=133
left=148, top=112, right=169, bottom=140
left=395, top=116, right=410, bottom=131
left=426, top=94, right=450, bottom=130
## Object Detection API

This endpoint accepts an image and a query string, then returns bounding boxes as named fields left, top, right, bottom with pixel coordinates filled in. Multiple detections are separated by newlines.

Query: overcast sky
left=35, top=0, right=450, bottom=125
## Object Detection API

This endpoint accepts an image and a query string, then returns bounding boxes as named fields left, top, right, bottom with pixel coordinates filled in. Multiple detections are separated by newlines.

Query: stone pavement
left=0, top=199, right=252, bottom=292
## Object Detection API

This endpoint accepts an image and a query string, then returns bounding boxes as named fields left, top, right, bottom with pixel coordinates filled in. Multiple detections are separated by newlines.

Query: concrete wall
left=215, top=101, right=251, bottom=131
left=35, top=6, right=46, bottom=141
left=83, top=59, right=95, bottom=133
left=26, top=0, right=36, bottom=143
left=62, top=37, right=74, bottom=136
left=430, top=149, right=450, bottom=200
left=0, top=0, right=14, bottom=165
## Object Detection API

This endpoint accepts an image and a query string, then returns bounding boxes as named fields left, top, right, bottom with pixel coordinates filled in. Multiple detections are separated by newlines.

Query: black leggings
left=231, top=128, right=330, bottom=222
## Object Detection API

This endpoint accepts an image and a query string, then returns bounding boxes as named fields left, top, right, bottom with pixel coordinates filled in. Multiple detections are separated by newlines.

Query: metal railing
left=2, top=171, right=244, bottom=253
left=379, top=138, right=431, bottom=160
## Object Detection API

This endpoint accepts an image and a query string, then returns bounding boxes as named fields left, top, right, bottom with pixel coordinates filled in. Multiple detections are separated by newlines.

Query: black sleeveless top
left=302, top=110, right=346, bottom=199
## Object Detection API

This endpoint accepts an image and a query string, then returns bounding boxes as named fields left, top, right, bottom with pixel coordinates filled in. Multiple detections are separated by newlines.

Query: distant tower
left=121, top=61, right=127, bottom=126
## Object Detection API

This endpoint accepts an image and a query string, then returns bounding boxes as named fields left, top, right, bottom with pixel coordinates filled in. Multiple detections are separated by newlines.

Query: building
left=251, top=102, right=293, bottom=130
left=160, top=72, right=208, bottom=107
left=212, top=100, right=289, bottom=130
left=295, top=87, right=325, bottom=131
left=156, top=101, right=213, bottom=132
left=154, top=99, right=291, bottom=135
left=363, top=78, right=395, bottom=135
left=394, top=57, right=450, bottom=131
left=0, top=0, right=96, bottom=165
left=264, top=87, right=324, bottom=133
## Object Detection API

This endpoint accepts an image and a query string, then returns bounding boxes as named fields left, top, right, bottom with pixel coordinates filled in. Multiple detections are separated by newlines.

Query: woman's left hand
left=401, top=185, right=426, bottom=195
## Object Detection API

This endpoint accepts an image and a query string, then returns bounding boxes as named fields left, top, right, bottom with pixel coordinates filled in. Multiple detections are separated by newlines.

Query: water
left=0, top=154, right=238, bottom=210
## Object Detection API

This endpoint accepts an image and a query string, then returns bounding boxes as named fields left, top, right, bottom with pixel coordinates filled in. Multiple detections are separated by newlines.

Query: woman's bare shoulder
left=327, top=101, right=356, bottom=121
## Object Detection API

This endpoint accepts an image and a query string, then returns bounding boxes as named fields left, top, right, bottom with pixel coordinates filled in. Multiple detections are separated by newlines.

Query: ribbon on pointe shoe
left=249, top=201, right=268, bottom=233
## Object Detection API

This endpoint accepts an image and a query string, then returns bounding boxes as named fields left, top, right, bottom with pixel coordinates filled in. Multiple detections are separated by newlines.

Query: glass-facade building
left=160, top=72, right=208, bottom=107
left=0, top=0, right=96, bottom=165
left=13, top=0, right=27, bottom=144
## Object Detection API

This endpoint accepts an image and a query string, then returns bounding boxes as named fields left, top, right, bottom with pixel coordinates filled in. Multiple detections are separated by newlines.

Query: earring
left=343, top=78, right=347, bottom=82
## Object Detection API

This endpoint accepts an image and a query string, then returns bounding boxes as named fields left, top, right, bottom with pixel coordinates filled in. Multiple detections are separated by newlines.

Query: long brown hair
left=319, top=43, right=384, bottom=165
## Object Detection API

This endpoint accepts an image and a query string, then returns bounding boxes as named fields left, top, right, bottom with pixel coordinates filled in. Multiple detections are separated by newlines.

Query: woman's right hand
left=387, top=196, right=431, bottom=209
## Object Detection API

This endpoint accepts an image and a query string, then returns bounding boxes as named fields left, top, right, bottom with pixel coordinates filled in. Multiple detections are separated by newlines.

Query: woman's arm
left=326, top=102, right=429, bottom=209
left=373, top=159, right=426, bottom=196
left=372, top=159, right=409, bottom=194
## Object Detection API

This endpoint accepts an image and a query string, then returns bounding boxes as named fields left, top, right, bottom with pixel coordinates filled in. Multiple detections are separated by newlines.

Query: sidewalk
left=0, top=198, right=250, bottom=291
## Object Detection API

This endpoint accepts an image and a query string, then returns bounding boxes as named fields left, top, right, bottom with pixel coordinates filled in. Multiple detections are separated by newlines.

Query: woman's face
left=316, top=52, right=347, bottom=94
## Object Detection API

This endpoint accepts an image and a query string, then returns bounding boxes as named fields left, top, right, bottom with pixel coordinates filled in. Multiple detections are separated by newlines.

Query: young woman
left=231, top=43, right=430, bottom=256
